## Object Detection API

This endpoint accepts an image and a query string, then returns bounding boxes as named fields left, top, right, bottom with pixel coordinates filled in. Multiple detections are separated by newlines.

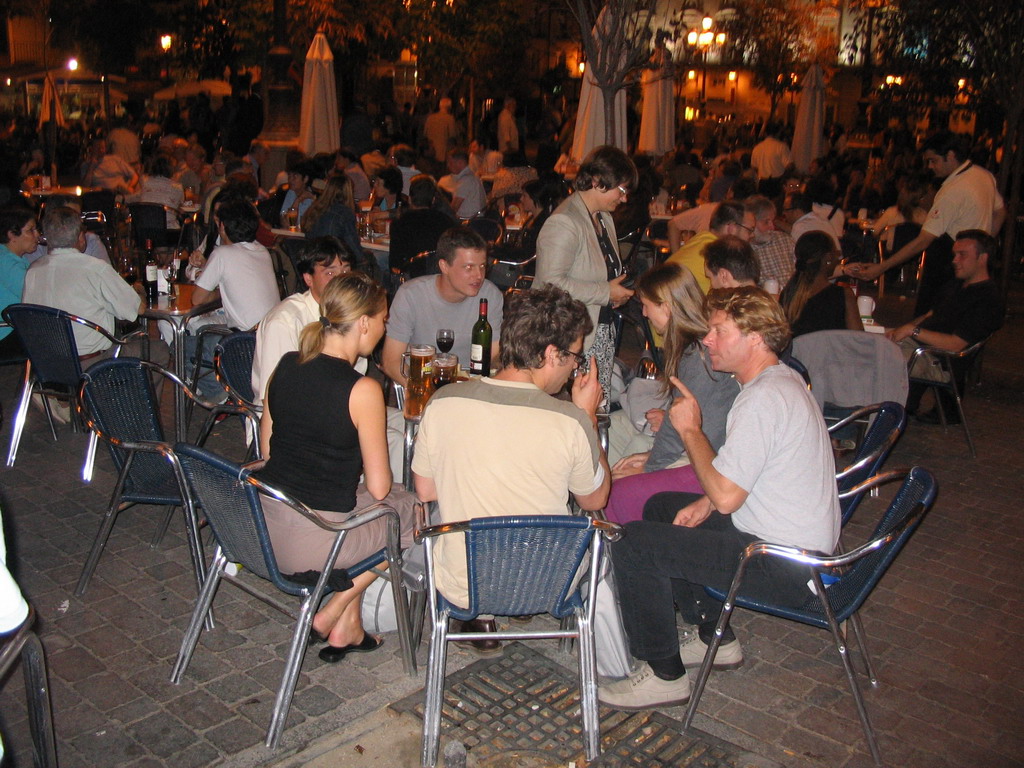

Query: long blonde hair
left=302, top=174, right=355, bottom=235
left=298, top=272, right=386, bottom=363
left=636, top=262, right=707, bottom=393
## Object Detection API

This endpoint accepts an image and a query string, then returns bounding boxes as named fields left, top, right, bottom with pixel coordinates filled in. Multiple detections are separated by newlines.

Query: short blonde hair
left=705, top=286, right=790, bottom=355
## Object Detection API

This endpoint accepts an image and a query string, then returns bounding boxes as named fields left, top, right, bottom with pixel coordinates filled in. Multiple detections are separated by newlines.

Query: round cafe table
left=141, top=283, right=221, bottom=442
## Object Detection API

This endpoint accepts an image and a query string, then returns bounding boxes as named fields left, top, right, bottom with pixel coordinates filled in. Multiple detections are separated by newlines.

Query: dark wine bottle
left=144, top=239, right=158, bottom=301
left=469, top=298, right=491, bottom=376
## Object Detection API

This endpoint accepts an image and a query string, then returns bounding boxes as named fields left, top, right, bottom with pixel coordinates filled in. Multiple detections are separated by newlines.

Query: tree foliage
left=724, top=0, right=836, bottom=125
left=400, top=0, right=531, bottom=98
left=167, top=0, right=271, bottom=79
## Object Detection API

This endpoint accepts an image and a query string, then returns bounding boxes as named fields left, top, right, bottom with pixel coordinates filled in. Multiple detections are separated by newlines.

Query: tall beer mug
left=401, top=344, right=435, bottom=419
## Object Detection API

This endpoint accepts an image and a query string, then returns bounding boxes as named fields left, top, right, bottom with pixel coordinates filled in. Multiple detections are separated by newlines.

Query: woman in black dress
left=257, top=273, right=415, bottom=663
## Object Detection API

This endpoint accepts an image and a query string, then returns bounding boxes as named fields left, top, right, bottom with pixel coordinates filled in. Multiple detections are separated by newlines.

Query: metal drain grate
left=391, top=642, right=779, bottom=767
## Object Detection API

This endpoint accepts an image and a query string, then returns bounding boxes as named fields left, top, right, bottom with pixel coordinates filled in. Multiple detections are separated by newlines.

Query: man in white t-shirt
left=600, top=287, right=839, bottom=711
left=188, top=198, right=279, bottom=397
left=413, top=285, right=609, bottom=650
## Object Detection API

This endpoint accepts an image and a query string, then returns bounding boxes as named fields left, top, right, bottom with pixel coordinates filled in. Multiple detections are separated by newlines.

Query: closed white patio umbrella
left=791, top=63, right=826, bottom=174
left=298, top=31, right=340, bottom=156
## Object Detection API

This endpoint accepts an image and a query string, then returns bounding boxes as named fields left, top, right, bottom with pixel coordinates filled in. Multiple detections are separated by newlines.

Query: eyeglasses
left=19, top=225, right=38, bottom=235
left=616, top=185, right=629, bottom=198
left=560, top=348, right=588, bottom=370
left=737, top=223, right=754, bottom=234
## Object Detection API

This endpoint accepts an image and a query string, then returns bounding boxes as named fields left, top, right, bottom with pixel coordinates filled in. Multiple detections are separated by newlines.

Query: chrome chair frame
left=2, top=303, right=147, bottom=481
left=416, top=514, right=623, bottom=767
left=75, top=359, right=257, bottom=597
left=685, top=467, right=937, bottom=767
left=192, top=331, right=261, bottom=457
left=908, top=336, right=989, bottom=457
left=828, top=402, right=907, bottom=526
left=170, top=445, right=416, bottom=749
left=0, top=606, right=57, bottom=768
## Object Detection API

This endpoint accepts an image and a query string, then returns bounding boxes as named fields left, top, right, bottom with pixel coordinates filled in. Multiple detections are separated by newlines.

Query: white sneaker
left=598, top=663, right=690, bottom=711
left=679, top=632, right=744, bottom=670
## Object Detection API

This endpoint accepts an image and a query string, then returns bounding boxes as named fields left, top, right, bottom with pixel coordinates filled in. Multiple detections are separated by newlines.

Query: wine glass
left=436, top=328, right=454, bottom=354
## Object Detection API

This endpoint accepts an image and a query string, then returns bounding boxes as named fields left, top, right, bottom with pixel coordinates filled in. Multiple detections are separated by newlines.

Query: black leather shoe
left=451, top=618, right=502, bottom=656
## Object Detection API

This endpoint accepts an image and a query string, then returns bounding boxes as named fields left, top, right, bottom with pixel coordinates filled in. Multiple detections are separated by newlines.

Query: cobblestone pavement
left=1, top=293, right=1022, bottom=768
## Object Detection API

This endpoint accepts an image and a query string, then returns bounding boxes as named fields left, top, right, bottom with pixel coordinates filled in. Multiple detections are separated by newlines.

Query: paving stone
left=164, top=687, right=236, bottom=731
left=203, top=716, right=266, bottom=754
left=124, top=711, right=199, bottom=759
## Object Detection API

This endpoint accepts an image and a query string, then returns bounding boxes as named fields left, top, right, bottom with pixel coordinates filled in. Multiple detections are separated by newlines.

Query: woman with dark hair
left=780, top=231, right=862, bottom=337
left=535, top=145, right=637, bottom=397
left=257, top=273, right=415, bottom=663
left=370, top=165, right=407, bottom=217
left=603, top=263, right=739, bottom=525
left=0, top=206, right=36, bottom=356
left=280, top=160, right=318, bottom=229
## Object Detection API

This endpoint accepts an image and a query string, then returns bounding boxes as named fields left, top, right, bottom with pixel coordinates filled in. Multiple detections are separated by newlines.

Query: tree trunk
left=767, top=93, right=780, bottom=126
left=602, top=84, right=618, bottom=149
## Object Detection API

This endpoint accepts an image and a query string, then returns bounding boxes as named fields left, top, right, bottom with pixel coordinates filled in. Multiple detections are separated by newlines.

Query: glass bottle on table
left=144, top=239, right=158, bottom=301
left=469, top=298, right=491, bottom=376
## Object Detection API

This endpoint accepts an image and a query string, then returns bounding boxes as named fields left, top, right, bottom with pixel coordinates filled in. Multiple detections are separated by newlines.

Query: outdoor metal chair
left=908, top=336, right=990, bottom=457
left=417, top=514, right=623, bottom=767
left=2, top=303, right=146, bottom=481
left=192, top=331, right=259, bottom=454
left=828, top=402, right=906, bottom=526
left=170, top=443, right=416, bottom=749
left=0, top=606, right=57, bottom=768
left=75, top=358, right=256, bottom=597
left=791, top=330, right=909, bottom=426
left=685, top=466, right=938, bottom=767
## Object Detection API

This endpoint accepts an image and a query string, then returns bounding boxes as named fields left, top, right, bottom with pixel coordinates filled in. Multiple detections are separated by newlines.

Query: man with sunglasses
left=666, top=201, right=754, bottom=293
left=413, top=286, right=610, bottom=653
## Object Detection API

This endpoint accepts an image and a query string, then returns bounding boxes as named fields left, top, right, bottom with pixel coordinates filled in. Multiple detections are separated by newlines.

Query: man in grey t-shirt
left=381, top=227, right=503, bottom=387
left=600, top=287, right=839, bottom=712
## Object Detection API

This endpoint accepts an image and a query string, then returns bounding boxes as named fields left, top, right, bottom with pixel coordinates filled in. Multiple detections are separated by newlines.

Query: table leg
left=171, top=321, right=188, bottom=443
left=403, top=418, right=419, bottom=492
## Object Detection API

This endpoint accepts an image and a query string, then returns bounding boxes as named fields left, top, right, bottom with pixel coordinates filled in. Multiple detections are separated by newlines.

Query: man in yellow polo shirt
left=666, top=201, right=754, bottom=292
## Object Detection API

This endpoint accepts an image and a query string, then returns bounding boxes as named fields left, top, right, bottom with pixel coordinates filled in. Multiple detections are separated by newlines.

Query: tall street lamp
left=159, top=34, right=172, bottom=81
left=686, top=16, right=726, bottom=105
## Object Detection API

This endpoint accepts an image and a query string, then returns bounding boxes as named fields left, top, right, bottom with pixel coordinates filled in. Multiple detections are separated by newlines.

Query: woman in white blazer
left=535, top=146, right=637, bottom=397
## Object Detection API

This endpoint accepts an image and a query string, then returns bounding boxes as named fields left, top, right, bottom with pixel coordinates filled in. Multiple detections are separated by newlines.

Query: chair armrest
left=738, top=499, right=927, bottom=573
left=414, top=515, right=623, bottom=544
left=837, top=468, right=910, bottom=500
left=826, top=403, right=883, bottom=434
left=66, top=313, right=147, bottom=349
left=835, top=429, right=902, bottom=482
left=242, top=470, right=401, bottom=534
